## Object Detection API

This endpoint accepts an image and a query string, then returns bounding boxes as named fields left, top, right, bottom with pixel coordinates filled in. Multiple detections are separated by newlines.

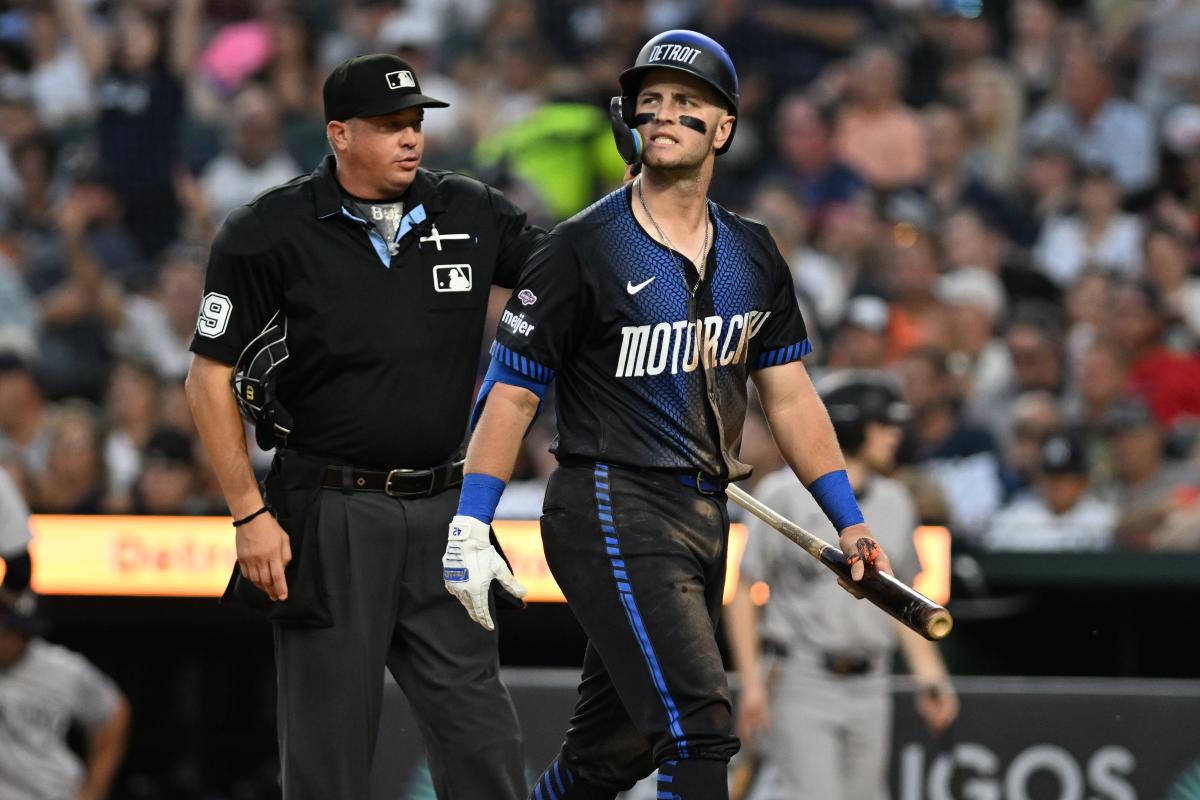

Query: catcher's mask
left=232, top=312, right=292, bottom=451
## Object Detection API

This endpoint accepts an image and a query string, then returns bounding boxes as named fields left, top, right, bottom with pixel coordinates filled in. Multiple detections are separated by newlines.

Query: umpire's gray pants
left=272, top=485, right=525, bottom=800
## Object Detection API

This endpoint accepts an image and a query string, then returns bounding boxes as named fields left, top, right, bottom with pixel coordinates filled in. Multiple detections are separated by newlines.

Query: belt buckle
left=694, top=470, right=717, bottom=496
left=384, top=468, right=434, bottom=497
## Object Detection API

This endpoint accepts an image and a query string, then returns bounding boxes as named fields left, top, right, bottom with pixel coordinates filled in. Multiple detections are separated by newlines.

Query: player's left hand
left=442, top=515, right=528, bottom=631
left=838, top=523, right=893, bottom=583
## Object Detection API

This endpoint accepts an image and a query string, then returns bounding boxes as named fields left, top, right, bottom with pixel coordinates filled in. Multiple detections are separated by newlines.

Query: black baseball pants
left=267, top=453, right=526, bottom=800
left=530, top=461, right=740, bottom=800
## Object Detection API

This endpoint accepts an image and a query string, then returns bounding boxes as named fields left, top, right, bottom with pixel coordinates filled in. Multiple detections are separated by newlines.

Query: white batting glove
left=442, top=515, right=527, bottom=631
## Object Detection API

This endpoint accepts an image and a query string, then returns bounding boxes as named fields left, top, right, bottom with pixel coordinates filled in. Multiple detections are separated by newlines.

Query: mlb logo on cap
left=386, top=70, right=416, bottom=90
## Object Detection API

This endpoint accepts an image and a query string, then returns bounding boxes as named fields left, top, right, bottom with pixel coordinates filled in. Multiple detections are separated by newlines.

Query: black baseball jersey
left=190, top=155, right=541, bottom=469
left=491, top=185, right=810, bottom=479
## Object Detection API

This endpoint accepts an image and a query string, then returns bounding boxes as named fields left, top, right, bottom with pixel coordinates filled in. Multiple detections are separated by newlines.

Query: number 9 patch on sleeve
left=196, top=292, right=233, bottom=338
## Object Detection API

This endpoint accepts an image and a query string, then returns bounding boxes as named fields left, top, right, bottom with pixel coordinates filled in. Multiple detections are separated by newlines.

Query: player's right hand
left=236, top=512, right=292, bottom=602
left=442, top=515, right=527, bottom=631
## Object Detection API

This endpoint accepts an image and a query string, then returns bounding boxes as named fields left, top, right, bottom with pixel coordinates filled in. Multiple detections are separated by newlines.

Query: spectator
left=749, top=184, right=847, bottom=331
left=753, top=1, right=871, bottom=90
left=1143, top=223, right=1200, bottom=342
left=940, top=204, right=1059, bottom=307
left=984, top=432, right=1116, bottom=551
left=1110, top=279, right=1200, bottom=427
left=474, top=76, right=627, bottom=222
left=1065, top=336, right=1129, bottom=437
left=27, top=2, right=95, bottom=130
left=102, top=359, right=161, bottom=511
left=767, top=93, right=863, bottom=220
left=199, top=83, right=302, bottom=228
left=959, top=61, right=1026, bottom=193
left=935, top=266, right=1012, bottom=426
left=833, top=40, right=928, bottom=191
left=883, top=212, right=952, bottom=358
left=1063, top=270, right=1115, bottom=371
left=1104, top=398, right=1200, bottom=550
left=1000, top=390, right=1063, bottom=500
left=1014, top=135, right=1079, bottom=247
left=824, top=295, right=891, bottom=374
left=1022, top=40, right=1157, bottom=196
left=1132, top=0, right=1200, bottom=121
left=28, top=400, right=106, bottom=514
left=62, top=0, right=204, bottom=258
left=1033, top=158, right=1144, bottom=286
left=111, top=242, right=206, bottom=382
left=0, top=353, right=52, bottom=486
left=1007, top=0, right=1062, bottom=108
left=376, top=10, right=471, bottom=160
left=898, top=346, right=1005, bottom=542
left=131, top=427, right=199, bottom=515
left=0, top=590, right=130, bottom=800
left=0, top=80, right=41, bottom=215
left=920, top=102, right=1008, bottom=226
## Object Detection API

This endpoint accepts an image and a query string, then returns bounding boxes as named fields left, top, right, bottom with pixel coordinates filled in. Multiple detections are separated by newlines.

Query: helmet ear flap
left=609, top=96, right=643, bottom=167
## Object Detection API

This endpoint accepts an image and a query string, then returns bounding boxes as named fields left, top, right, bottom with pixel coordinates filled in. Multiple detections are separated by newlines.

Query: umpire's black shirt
left=190, top=155, right=540, bottom=469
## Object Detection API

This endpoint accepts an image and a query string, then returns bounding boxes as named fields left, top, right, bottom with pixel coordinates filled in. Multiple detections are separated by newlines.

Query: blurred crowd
left=0, top=0, right=1196, bottom=559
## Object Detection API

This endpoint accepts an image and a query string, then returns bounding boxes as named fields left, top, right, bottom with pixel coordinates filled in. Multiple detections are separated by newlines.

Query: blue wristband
left=808, top=469, right=865, bottom=532
left=456, top=473, right=507, bottom=525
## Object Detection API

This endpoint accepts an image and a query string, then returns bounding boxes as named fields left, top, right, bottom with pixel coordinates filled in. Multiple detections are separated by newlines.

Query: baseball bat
left=726, top=484, right=953, bottom=641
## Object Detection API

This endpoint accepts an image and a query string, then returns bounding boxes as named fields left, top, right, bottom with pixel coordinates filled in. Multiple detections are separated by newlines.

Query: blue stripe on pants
left=592, top=463, right=689, bottom=757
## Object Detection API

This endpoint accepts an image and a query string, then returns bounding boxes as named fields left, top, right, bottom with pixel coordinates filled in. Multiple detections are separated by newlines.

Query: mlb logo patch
left=386, top=70, right=416, bottom=90
left=433, top=264, right=473, bottom=293
left=518, top=289, right=537, bottom=306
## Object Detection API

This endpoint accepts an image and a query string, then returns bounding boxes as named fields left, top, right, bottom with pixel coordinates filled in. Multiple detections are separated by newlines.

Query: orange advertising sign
left=8, top=516, right=948, bottom=606
left=13, top=515, right=750, bottom=603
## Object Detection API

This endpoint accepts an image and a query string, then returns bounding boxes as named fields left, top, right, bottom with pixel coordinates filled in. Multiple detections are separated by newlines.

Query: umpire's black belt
left=320, top=460, right=465, bottom=497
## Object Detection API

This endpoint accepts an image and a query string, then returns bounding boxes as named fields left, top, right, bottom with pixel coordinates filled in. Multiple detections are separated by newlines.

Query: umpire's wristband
left=808, top=469, right=865, bottom=532
left=232, top=505, right=271, bottom=527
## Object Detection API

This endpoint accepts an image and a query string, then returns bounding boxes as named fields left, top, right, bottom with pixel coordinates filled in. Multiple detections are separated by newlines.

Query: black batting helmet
left=819, top=370, right=911, bottom=454
left=614, top=29, right=740, bottom=157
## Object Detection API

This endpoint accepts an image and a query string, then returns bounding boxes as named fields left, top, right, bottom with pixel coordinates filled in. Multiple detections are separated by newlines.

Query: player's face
left=635, top=70, right=734, bottom=171
left=0, top=626, right=27, bottom=667
left=329, top=108, right=425, bottom=196
left=860, top=420, right=902, bottom=473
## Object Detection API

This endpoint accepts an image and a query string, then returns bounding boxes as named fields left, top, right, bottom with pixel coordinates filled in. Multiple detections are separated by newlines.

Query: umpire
left=186, top=54, right=538, bottom=800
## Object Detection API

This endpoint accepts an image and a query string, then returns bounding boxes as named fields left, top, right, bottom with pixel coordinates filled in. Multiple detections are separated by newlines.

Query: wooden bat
left=726, top=484, right=953, bottom=641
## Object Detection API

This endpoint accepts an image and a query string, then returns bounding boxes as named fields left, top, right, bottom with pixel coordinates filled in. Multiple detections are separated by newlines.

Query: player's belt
left=821, top=653, right=875, bottom=676
left=679, top=472, right=727, bottom=496
left=319, top=460, right=465, bottom=497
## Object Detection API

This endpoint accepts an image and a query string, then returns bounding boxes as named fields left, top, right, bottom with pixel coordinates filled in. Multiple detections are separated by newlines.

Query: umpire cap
left=818, top=370, right=911, bottom=453
left=619, top=30, right=739, bottom=154
left=323, top=54, right=449, bottom=122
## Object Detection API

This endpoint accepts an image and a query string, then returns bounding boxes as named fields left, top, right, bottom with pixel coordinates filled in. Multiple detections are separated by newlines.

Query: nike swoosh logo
left=627, top=276, right=656, bottom=295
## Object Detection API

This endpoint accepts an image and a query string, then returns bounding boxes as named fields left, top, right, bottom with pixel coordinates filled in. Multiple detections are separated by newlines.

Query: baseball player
left=441, top=31, right=897, bottom=800
left=0, top=591, right=130, bottom=800
left=726, top=372, right=958, bottom=799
